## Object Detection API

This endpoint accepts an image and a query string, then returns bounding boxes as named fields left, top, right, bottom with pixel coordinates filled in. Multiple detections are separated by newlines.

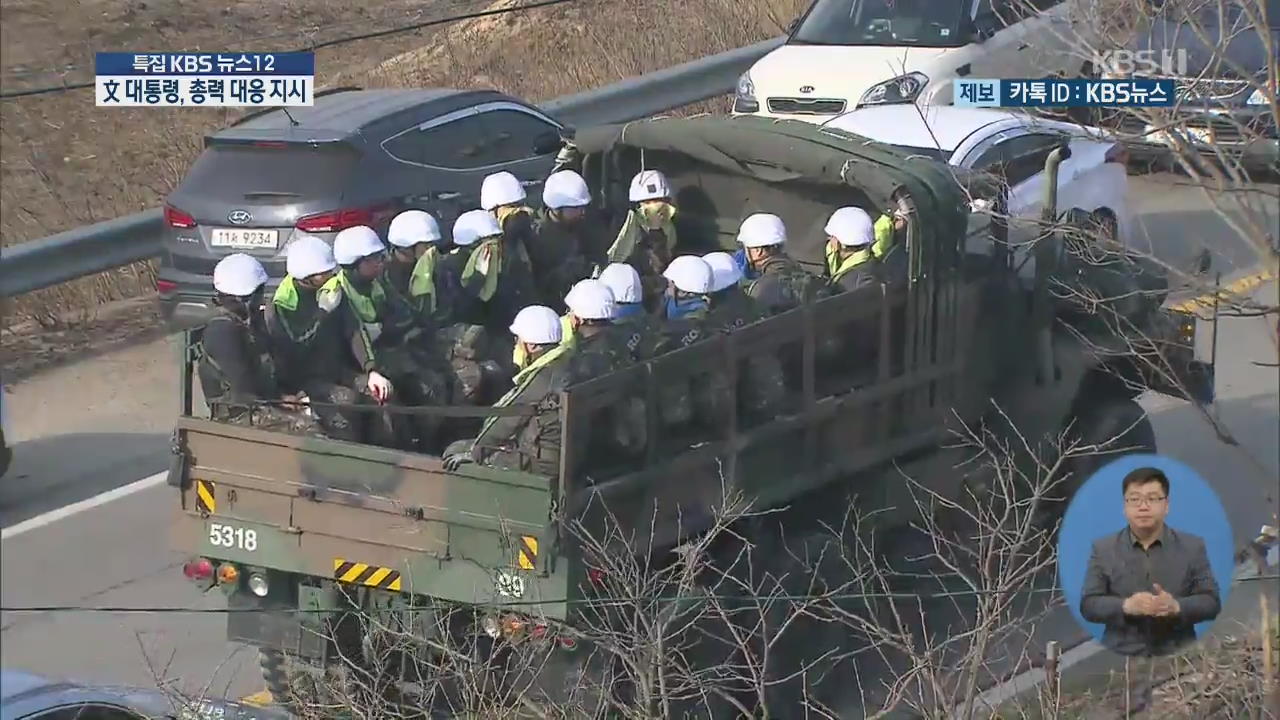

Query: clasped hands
left=1122, top=583, right=1181, bottom=618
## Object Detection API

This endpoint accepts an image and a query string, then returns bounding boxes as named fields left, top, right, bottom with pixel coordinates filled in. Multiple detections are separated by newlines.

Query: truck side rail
left=559, top=270, right=983, bottom=551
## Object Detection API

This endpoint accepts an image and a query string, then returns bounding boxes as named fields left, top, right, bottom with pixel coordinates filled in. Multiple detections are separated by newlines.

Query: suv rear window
left=180, top=142, right=361, bottom=198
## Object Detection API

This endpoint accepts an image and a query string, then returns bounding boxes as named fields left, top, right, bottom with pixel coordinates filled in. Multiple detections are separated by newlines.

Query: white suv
left=734, top=0, right=1093, bottom=122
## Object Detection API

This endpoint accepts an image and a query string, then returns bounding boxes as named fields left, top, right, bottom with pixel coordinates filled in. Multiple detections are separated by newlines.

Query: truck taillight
left=165, top=204, right=197, bottom=229
left=156, top=279, right=178, bottom=295
left=183, top=557, right=214, bottom=580
left=217, top=563, right=240, bottom=585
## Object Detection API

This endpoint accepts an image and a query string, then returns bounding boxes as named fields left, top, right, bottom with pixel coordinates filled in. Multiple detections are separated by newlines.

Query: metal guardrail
left=0, top=37, right=783, bottom=299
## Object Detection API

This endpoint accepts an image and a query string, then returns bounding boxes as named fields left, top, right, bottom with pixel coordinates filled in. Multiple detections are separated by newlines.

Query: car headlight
left=734, top=71, right=759, bottom=113
left=858, top=72, right=929, bottom=107
left=1246, top=87, right=1268, bottom=106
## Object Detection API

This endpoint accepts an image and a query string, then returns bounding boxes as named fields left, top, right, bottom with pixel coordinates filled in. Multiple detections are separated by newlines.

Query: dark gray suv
left=158, top=87, right=565, bottom=327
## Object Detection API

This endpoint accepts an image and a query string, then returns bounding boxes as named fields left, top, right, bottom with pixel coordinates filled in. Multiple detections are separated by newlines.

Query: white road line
left=1, top=470, right=168, bottom=540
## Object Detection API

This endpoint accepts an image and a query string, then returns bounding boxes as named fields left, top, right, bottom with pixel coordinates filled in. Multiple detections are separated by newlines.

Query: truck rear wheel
left=1046, top=397, right=1156, bottom=526
left=259, top=647, right=326, bottom=716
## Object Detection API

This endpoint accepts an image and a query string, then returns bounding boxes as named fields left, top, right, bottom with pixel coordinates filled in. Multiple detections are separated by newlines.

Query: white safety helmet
left=333, top=225, right=386, bottom=265
left=542, top=170, right=592, bottom=210
left=452, top=209, right=503, bottom=247
left=825, top=207, right=875, bottom=248
left=480, top=171, right=526, bottom=211
left=628, top=169, right=672, bottom=203
left=663, top=255, right=714, bottom=294
left=737, top=213, right=787, bottom=248
left=598, top=262, right=643, bottom=304
left=702, top=251, right=743, bottom=293
left=286, top=235, right=338, bottom=279
left=509, top=304, right=563, bottom=345
left=564, top=278, right=617, bottom=320
left=213, top=253, right=269, bottom=296
left=387, top=210, right=442, bottom=248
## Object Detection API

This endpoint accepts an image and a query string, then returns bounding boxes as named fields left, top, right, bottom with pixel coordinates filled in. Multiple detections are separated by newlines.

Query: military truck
left=167, top=115, right=1215, bottom=716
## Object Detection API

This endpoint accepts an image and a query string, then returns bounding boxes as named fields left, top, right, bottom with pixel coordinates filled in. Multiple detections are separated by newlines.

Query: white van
left=733, top=0, right=1093, bottom=122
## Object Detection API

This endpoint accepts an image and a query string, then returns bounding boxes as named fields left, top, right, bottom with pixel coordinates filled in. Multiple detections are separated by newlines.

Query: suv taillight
left=296, top=207, right=374, bottom=233
left=165, top=204, right=196, bottom=229
left=1104, top=143, right=1129, bottom=165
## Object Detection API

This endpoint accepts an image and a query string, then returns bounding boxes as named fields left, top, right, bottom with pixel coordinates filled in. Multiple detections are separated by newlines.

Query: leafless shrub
left=235, top=406, right=1146, bottom=719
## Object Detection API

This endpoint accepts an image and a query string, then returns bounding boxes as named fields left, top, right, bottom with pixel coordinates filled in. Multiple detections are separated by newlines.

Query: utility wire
left=3, top=575, right=1276, bottom=613
left=0, top=0, right=579, bottom=100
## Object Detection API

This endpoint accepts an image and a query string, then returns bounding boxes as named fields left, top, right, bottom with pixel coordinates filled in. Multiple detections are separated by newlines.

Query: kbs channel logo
left=1091, top=49, right=1189, bottom=78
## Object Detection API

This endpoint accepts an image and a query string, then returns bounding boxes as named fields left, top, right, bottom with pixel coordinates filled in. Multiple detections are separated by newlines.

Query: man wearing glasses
left=1079, top=467, right=1222, bottom=656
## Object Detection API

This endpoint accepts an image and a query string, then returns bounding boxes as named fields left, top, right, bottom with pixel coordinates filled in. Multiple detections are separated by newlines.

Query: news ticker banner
left=95, top=52, right=314, bottom=107
left=954, top=78, right=1177, bottom=108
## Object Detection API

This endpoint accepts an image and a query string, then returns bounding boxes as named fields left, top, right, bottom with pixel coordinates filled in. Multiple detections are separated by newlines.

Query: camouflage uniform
left=196, top=304, right=320, bottom=436
left=267, top=277, right=381, bottom=444
left=459, top=343, right=576, bottom=478
left=743, top=253, right=827, bottom=315
left=655, top=300, right=711, bottom=428
left=567, top=322, right=647, bottom=459
left=382, top=248, right=460, bottom=331
left=454, top=228, right=540, bottom=333
left=704, top=287, right=787, bottom=420
left=608, top=209, right=676, bottom=314
left=611, top=304, right=667, bottom=361
left=339, top=270, right=454, bottom=452
left=528, top=209, right=608, bottom=313
left=822, top=248, right=882, bottom=379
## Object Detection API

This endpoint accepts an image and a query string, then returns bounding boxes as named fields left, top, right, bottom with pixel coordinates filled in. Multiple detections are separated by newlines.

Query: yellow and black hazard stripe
left=517, top=535, right=538, bottom=571
left=333, top=558, right=402, bottom=592
left=194, top=479, right=216, bottom=515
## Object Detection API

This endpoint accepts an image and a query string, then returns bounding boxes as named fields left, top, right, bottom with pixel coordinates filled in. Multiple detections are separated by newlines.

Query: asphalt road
left=1, top=172, right=1277, bottom=710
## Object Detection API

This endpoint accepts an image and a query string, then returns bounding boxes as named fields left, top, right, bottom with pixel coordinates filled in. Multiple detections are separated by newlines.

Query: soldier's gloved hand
left=554, top=142, right=582, bottom=171
left=443, top=451, right=474, bottom=472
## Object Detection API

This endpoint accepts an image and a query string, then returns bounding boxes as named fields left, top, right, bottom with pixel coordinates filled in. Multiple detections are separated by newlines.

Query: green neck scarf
left=337, top=270, right=386, bottom=323
left=461, top=237, right=504, bottom=302
left=607, top=206, right=677, bottom=263
left=408, top=247, right=439, bottom=314
left=826, top=246, right=874, bottom=282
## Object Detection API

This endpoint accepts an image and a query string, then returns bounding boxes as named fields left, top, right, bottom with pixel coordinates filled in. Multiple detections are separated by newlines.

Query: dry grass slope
left=0, top=0, right=802, bottom=338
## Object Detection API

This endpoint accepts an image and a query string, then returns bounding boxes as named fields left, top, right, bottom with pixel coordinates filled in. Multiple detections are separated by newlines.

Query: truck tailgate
left=169, top=418, right=565, bottom=611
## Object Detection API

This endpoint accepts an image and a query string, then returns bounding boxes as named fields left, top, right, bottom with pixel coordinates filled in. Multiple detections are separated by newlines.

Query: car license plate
left=211, top=228, right=279, bottom=249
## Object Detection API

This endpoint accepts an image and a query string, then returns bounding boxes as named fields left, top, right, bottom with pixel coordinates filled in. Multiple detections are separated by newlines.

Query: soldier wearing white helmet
left=529, top=170, right=606, bottom=312
left=334, top=225, right=455, bottom=453
left=562, top=278, right=634, bottom=381
left=607, top=169, right=681, bottom=312
left=661, top=255, right=713, bottom=321
left=442, top=304, right=577, bottom=475
left=823, top=207, right=879, bottom=292
left=701, top=251, right=788, bottom=420
left=599, top=262, right=664, bottom=362
left=701, top=251, right=759, bottom=331
left=735, top=213, right=825, bottom=315
left=480, top=170, right=538, bottom=286
left=448, top=208, right=539, bottom=334
left=267, top=236, right=379, bottom=444
left=384, top=210, right=457, bottom=325
left=198, top=254, right=319, bottom=436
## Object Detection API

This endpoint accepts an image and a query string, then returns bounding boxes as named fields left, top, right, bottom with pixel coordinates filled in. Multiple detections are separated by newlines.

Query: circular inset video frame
left=1057, top=453, right=1234, bottom=657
